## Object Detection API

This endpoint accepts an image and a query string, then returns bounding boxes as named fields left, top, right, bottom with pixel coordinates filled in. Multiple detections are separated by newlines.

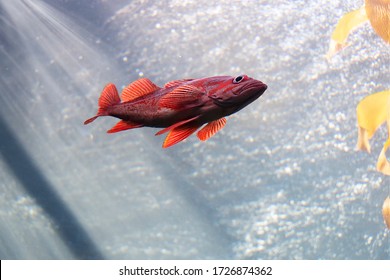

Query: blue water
left=0, top=0, right=389, bottom=259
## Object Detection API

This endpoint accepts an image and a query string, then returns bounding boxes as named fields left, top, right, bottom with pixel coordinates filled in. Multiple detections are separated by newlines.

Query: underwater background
left=0, top=0, right=389, bottom=259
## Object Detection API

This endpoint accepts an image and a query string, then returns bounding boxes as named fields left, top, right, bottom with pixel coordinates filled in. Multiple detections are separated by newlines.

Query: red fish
left=84, top=75, right=267, bottom=148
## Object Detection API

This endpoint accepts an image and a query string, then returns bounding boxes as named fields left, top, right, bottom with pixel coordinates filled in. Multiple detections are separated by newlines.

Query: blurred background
left=0, top=0, right=389, bottom=259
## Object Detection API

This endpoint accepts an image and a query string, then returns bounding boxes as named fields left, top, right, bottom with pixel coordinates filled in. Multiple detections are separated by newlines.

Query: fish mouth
left=237, top=80, right=267, bottom=97
left=213, top=80, right=267, bottom=108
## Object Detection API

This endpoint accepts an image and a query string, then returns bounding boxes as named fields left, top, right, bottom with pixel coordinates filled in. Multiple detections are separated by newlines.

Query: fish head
left=208, top=75, right=267, bottom=112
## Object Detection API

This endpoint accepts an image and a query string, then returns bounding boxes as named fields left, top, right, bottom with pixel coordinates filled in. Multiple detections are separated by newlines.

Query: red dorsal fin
left=121, top=78, right=160, bottom=102
left=159, top=85, right=204, bottom=109
left=164, top=79, right=194, bottom=88
left=107, top=120, right=143, bottom=133
left=155, top=116, right=200, bottom=136
left=197, top=118, right=227, bottom=141
left=162, top=123, right=201, bottom=148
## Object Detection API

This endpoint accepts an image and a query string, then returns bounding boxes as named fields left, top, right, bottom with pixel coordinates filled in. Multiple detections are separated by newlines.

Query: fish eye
left=233, top=75, right=247, bottom=84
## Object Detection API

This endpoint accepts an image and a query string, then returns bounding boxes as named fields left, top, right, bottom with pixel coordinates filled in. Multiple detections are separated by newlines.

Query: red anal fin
left=197, top=118, right=227, bottom=141
left=121, top=78, right=160, bottom=102
left=164, top=79, right=194, bottom=88
left=155, top=116, right=200, bottom=136
left=159, top=85, right=204, bottom=109
left=162, top=123, right=201, bottom=148
left=107, top=120, right=143, bottom=133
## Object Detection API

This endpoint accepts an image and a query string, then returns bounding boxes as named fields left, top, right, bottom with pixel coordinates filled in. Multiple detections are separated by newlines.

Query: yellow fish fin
left=377, top=138, right=390, bottom=175
left=357, top=126, right=371, bottom=153
left=326, top=6, right=368, bottom=60
left=382, top=196, right=390, bottom=229
left=378, top=92, right=390, bottom=175
left=356, top=90, right=390, bottom=153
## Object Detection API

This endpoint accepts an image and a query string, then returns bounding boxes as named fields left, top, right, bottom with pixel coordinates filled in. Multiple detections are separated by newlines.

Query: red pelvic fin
left=164, top=79, right=194, bottom=88
left=155, top=116, right=200, bottom=136
left=159, top=85, right=204, bottom=109
left=197, top=118, right=227, bottom=141
left=162, top=123, right=201, bottom=148
left=84, top=83, right=120, bottom=125
left=121, top=78, right=160, bottom=102
left=107, top=120, right=143, bottom=133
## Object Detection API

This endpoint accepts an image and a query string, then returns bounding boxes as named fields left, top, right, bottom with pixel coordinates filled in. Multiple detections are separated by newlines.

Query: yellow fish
left=366, top=0, right=390, bottom=44
left=383, top=196, right=390, bottom=229
left=327, top=0, right=390, bottom=60
left=356, top=90, right=390, bottom=175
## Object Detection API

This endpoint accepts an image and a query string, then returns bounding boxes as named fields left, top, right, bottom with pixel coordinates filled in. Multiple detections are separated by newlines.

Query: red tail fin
left=84, top=83, right=120, bottom=125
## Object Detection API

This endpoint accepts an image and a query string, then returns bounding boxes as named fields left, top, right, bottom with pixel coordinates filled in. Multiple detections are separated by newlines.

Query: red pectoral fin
left=107, top=120, right=143, bottom=133
left=197, top=118, right=227, bottom=141
left=162, top=123, right=201, bottom=148
left=159, top=85, right=204, bottom=109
